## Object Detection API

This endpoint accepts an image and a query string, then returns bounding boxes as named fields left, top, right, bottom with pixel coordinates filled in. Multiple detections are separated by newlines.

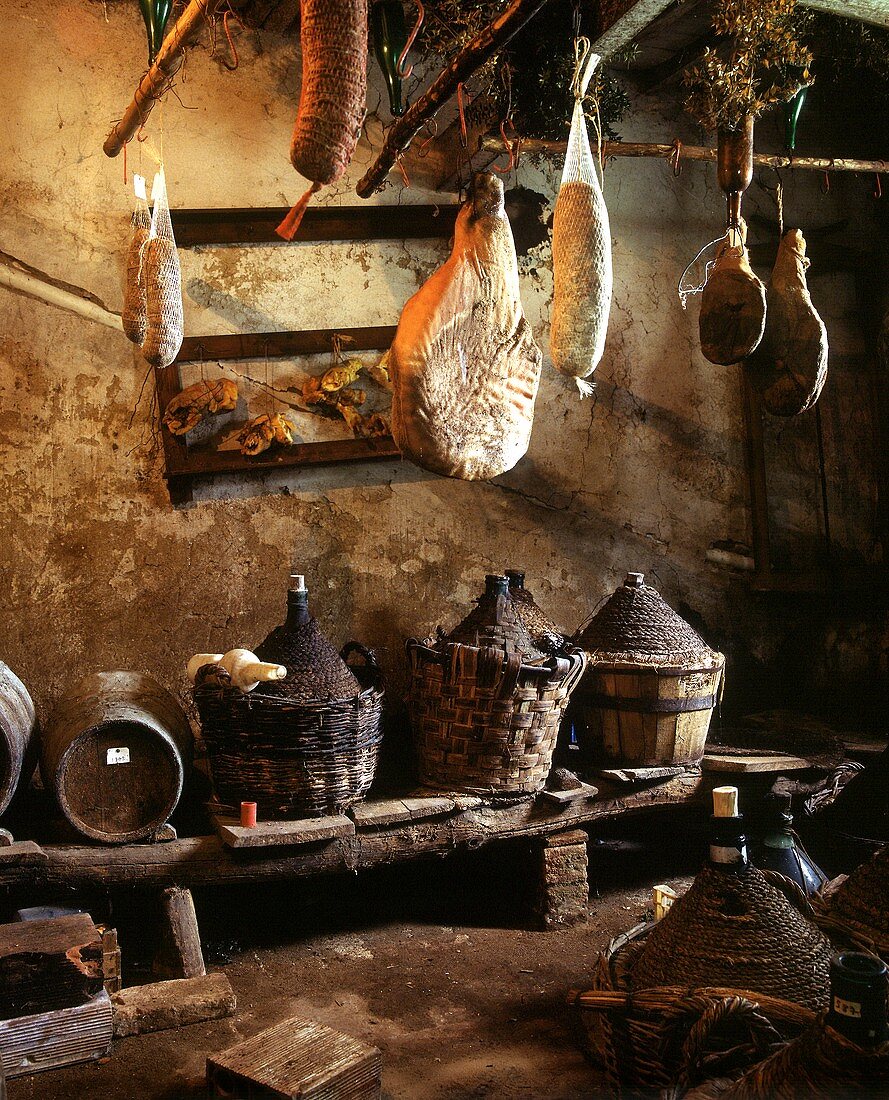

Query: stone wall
left=0, top=0, right=884, bottom=729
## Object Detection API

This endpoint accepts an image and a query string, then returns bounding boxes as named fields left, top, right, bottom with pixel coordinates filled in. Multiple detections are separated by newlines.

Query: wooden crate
left=0, top=914, right=104, bottom=1019
left=208, top=1016, right=381, bottom=1099
left=0, top=990, right=112, bottom=1078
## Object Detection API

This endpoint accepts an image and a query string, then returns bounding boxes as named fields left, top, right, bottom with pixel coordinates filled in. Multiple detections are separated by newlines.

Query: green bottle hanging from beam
left=372, top=0, right=410, bottom=118
left=139, top=0, right=175, bottom=65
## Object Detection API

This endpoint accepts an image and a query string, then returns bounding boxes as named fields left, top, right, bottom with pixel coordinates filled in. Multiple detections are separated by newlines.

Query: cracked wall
left=0, top=0, right=885, bottom=733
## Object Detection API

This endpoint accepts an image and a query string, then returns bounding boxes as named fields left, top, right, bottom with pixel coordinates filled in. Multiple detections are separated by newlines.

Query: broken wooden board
left=540, top=782, right=599, bottom=806
left=597, top=765, right=688, bottom=783
left=208, top=1015, right=381, bottom=1100
left=112, top=973, right=236, bottom=1038
left=0, top=842, right=47, bottom=867
left=0, top=990, right=112, bottom=1078
left=215, top=814, right=355, bottom=850
left=350, top=796, right=457, bottom=828
left=0, top=913, right=104, bottom=1019
left=702, top=752, right=812, bottom=774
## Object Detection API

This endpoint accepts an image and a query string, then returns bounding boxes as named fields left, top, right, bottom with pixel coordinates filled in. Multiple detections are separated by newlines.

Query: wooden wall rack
left=157, top=204, right=459, bottom=504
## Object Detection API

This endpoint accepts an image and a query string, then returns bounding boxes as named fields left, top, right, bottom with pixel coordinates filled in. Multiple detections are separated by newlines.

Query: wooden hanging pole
left=355, top=0, right=551, bottom=198
left=479, top=135, right=889, bottom=175
left=103, top=0, right=235, bottom=157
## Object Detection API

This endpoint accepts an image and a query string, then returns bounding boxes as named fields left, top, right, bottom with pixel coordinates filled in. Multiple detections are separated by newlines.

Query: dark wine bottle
left=371, top=0, right=409, bottom=118
left=709, top=786, right=749, bottom=873
left=827, top=952, right=889, bottom=1048
left=756, top=792, right=827, bottom=897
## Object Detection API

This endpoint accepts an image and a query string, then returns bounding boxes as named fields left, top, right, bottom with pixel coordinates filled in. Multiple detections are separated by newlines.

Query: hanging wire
left=874, top=173, right=882, bottom=199
left=677, top=234, right=730, bottom=309
left=669, top=139, right=683, bottom=177
left=396, top=0, right=425, bottom=80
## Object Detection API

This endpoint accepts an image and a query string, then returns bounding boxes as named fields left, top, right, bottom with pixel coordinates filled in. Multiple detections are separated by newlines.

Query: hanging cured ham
left=745, top=228, right=828, bottom=416
left=389, top=172, right=542, bottom=481
left=699, top=221, right=767, bottom=365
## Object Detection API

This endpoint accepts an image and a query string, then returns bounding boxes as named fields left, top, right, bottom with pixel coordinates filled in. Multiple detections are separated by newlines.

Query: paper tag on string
left=151, top=168, right=166, bottom=204
left=133, top=174, right=147, bottom=201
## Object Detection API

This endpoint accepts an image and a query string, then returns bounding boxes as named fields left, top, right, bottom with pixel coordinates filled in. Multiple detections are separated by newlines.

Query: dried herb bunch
left=685, top=0, right=812, bottom=131
left=418, top=0, right=630, bottom=140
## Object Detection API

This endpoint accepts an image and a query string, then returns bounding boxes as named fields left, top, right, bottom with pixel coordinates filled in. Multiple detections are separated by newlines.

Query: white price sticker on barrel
left=106, top=747, right=131, bottom=766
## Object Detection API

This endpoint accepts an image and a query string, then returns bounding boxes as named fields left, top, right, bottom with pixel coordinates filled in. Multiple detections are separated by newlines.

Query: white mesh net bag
left=122, top=175, right=151, bottom=346
left=141, top=170, right=184, bottom=369
left=550, top=40, right=613, bottom=397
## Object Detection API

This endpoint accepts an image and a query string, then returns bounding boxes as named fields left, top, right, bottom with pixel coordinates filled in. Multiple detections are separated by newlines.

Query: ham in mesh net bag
left=550, top=41, right=613, bottom=397
left=141, top=171, right=184, bottom=369
left=122, top=177, right=151, bottom=346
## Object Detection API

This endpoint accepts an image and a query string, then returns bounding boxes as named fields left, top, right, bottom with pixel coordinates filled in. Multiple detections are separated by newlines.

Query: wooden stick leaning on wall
left=104, top=0, right=240, bottom=157
left=479, top=136, right=889, bottom=175
left=355, top=0, right=551, bottom=198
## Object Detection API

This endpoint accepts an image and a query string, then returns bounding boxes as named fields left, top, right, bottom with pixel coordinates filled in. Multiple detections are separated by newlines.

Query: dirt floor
left=4, top=823, right=701, bottom=1100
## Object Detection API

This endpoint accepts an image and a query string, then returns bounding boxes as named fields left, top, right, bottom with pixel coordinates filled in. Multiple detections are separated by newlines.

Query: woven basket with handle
left=407, top=640, right=586, bottom=795
left=570, top=894, right=822, bottom=1098
left=194, top=642, right=383, bottom=819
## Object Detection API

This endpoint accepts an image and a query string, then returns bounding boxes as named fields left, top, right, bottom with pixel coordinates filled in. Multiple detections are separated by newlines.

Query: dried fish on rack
left=237, top=413, right=294, bottom=456
left=163, top=378, right=238, bottom=435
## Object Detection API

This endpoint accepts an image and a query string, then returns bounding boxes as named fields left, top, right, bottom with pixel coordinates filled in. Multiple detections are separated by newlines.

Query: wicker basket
left=571, top=916, right=818, bottom=1097
left=681, top=1018, right=889, bottom=1099
left=407, top=640, right=586, bottom=796
left=194, top=642, right=383, bottom=819
left=573, top=572, right=724, bottom=768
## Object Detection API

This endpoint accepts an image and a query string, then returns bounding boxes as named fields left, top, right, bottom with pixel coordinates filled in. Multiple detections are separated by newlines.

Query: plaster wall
left=0, top=0, right=883, bottom=727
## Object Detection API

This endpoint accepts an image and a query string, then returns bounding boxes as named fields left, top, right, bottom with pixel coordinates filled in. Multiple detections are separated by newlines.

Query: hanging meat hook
left=396, top=0, right=425, bottom=80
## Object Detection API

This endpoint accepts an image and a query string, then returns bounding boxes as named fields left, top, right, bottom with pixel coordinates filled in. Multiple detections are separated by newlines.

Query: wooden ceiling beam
left=799, top=0, right=889, bottom=29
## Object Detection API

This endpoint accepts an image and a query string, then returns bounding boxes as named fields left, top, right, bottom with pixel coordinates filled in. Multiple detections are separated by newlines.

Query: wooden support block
left=702, top=752, right=812, bottom=774
left=0, top=990, right=112, bottom=1078
left=153, top=886, right=205, bottom=981
left=536, top=830, right=589, bottom=930
left=208, top=1016, right=381, bottom=1099
left=0, top=914, right=104, bottom=1018
left=216, top=814, right=355, bottom=849
left=112, top=973, right=236, bottom=1038
left=540, top=782, right=598, bottom=806
left=350, top=797, right=456, bottom=828
left=99, top=927, right=121, bottom=995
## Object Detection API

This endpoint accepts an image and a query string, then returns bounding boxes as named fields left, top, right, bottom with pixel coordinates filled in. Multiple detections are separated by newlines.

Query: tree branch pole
left=0, top=251, right=123, bottom=331
left=480, top=136, right=889, bottom=175
left=103, top=0, right=234, bottom=157
left=356, top=0, right=551, bottom=198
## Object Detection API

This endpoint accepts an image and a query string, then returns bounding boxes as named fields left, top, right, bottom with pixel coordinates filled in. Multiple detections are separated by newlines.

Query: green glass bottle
left=784, top=87, right=807, bottom=152
left=138, top=0, right=174, bottom=65
left=372, top=0, right=409, bottom=118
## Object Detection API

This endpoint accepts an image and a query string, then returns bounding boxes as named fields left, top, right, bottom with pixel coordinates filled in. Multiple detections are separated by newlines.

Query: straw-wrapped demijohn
left=504, top=570, right=566, bottom=649
left=626, top=787, right=832, bottom=1011
left=192, top=573, right=383, bottom=819
left=407, top=575, right=586, bottom=796
left=0, top=662, right=38, bottom=818
left=572, top=572, right=724, bottom=768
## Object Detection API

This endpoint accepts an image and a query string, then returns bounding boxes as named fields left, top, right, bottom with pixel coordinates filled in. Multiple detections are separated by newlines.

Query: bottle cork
left=713, top=786, right=739, bottom=818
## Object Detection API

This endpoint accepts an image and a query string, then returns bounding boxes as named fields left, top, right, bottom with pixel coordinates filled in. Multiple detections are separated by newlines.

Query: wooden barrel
left=0, top=662, right=39, bottom=818
left=574, top=658, right=725, bottom=768
left=41, top=672, right=193, bottom=844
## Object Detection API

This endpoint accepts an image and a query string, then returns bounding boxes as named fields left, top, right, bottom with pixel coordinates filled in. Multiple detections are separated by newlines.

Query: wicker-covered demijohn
left=505, top=570, right=567, bottom=648
left=571, top=864, right=834, bottom=1097
left=408, top=575, right=586, bottom=796
left=193, top=577, right=383, bottom=819
left=572, top=572, right=725, bottom=768
left=817, top=845, right=889, bottom=959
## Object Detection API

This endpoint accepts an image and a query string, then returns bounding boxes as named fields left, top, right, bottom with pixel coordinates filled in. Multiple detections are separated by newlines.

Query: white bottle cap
left=713, top=786, right=739, bottom=817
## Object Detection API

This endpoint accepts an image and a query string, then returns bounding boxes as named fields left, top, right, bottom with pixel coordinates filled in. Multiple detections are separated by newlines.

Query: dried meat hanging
left=550, top=39, right=612, bottom=396
left=745, top=227, right=828, bottom=416
left=122, top=174, right=151, bottom=346
left=698, top=119, right=767, bottom=365
left=277, top=0, right=368, bottom=240
left=389, top=172, right=542, bottom=480
left=141, top=169, right=184, bottom=368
